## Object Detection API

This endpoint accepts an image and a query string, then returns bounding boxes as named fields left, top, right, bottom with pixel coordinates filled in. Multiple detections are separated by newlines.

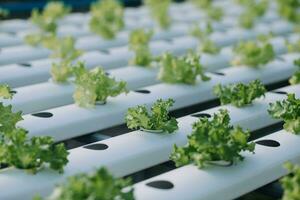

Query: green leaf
left=268, top=93, right=300, bottom=134
left=287, top=39, right=300, bottom=53
left=43, top=167, right=134, bottom=200
left=0, top=103, right=23, bottom=133
left=145, top=0, right=171, bottom=29
left=232, top=41, right=275, bottom=67
left=125, top=98, right=179, bottom=133
left=170, top=109, right=255, bottom=168
left=280, top=162, right=300, bottom=200
left=190, top=0, right=223, bottom=21
left=277, top=0, right=300, bottom=23
left=157, top=51, right=210, bottom=84
left=0, top=128, right=69, bottom=174
left=0, top=85, right=14, bottom=99
left=289, top=58, right=300, bottom=85
left=50, top=60, right=74, bottom=83
left=213, top=79, right=267, bottom=107
left=73, top=64, right=128, bottom=108
left=89, top=0, right=124, bottom=39
left=129, top=29, right=153, bottom=67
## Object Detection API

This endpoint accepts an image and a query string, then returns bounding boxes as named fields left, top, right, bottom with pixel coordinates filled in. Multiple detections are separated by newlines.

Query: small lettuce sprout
left=191, top=0, right=223, bottom=21
left=157, top=51, right=210, bottom=84
left=39, top=167, right=134, bottom=200
left=0, top=84, right=14, bottom=99
left=268, top=93, right=300, bottom=134
left=129, top=29, right=153, bottom=67
left=145, top=0, right=171, bottom=29
left=51, top=60, right=75, bottom=83
left=280, top=162, right=300, bottom=200
left=89, top=0, right=124, bottom=39
left=73, top=63, right=128, bottom=108
left=289, top=58, right=300, bottom=85
left=213, top=79, right=266, bottom=107
left=170, top=109, right=255, bottom=168
left=232, top=41, right=275, bottom=67
left=49, top=36, right=82, bottom=61
left=125, top=98, right=178, bottom=133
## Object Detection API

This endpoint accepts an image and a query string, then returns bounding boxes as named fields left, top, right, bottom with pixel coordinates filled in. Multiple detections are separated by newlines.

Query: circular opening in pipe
left=255, top=139, right=280, bottom=147
left=271, top=91, right=287, bottom=95
left=146, top=180, right=174, bottom=189
left=18, top=63, right=32, bottom=67
left=211, top=72, right=225, bottom=76
left=191, top=113, right=211, bottom=118
left=31, top=112, right=53, bottom=118
left=134, top=89, right=151, bottom=94
left=83, top=143, right=108, bottom=150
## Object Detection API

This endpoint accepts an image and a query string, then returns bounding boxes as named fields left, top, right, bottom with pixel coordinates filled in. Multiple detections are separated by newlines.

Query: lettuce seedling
left=191, top=0, right=223, bottom=21
left=213, top=79, right=266, bottom=107
left=190, top=23, right=220, bottom=54
left=73, top=64, right=128, bottom=108
left=280, top=162, right=300, bottom=200
left=51, top=60, right=75, bottom=83
left=0, top=88, right=69, bottom=173
left=145, top=0, right=171, bottom=29
left=287, top=39, right=300, bottom=53
left=232, top=41, right=275, bottom=67
left=268, top=93, right=300, bottom=134
left=0, top=84, right=14, bottom=99
left=170, top=109, right=255, bottom=168
left=125, top=98, right=178, bottom=133
left=277, top=0, right=300, bottom=23
left=40, top=167, right=134, bottom=200
left=89, top=0, right=124, bottom=39
left=289, top=58, right=300, bottom=85
left=129, top=29, right=153, bottom=67
left=49, top=36, right=82, bottom=61
left=157, top=51, right=210, bottom=84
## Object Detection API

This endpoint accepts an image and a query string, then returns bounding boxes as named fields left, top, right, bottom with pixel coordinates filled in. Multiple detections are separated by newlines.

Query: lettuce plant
left=157, top=52, right=210, bottom=84
left=287, top=39, right=300, bottom=53
left=125, top=98, right=178, bottom=133
left=289, top=58, right=300, bottom=85
left=191, top=0, right=223, bottom=21
left=50, top=60, right=75, bottom=83
left=232, top=41, right=275, bottom=67
left=170, top=109, right=255, bottom=168
left=38, top=167, right=134, bottom=200
left=145, top=0, right=171, bottom=29
left=0, top=84, right=14, bottom=99
left=0, top=90, right=69, bottom=173
left=89, top=0, right=124, bottom=39
left=73, top=64, right=128, bottom=108
left=268, top=93, right=300, bottom=134
left=277, top=0, right=300, bottom=23
left=280, top=162, right=300, bottom=200
left=129, top=29, right=153, bottom=67
left=213, top=79, right=266, bottom=107
left=49, top=36, right=82, bottom=61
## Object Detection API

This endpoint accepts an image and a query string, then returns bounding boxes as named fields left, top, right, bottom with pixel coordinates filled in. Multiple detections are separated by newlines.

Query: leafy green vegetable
left=157, top=51, right=210, bottom=84
left=40, top=167, right=134, bottom=200
left=289, top=58, right=300, bottom=85
left=50, top=60, right=75, bottom=83
left=287, top=39, right=300, bottom=53
left=191, top=0, right=223, bottom=21
left=129, top=29, right=153, bottom=67
left=145, top=0, right=171, bottom=29
left=89, top=0, right=124, bottom=39
left=0, top=84, right=14, bottom=99
left=190, top=23, right=220, bottom=54
left=213, top=79, right=266, bottom=107
left=0, top=101, right=68, bottom=173
left=125, top=98, right=178, bottom=133
left=170, top=109, right=255, bottom=168
left=280, top=162, right=300, bottom=200
left=24, top=33, right=56, bottom=48
left=0, top=128, right=69, bottom=174
left=238, top=0, right=269, bottom=29
left=30, top=2, right=70, bottom=33
left=191, top=0, right=212, bottom=9
left=277, top=0, right=300, bottom=23
left=49, top=36, right=82, bottom=61
left=232, top=41, right=275, bottom=67
left=73, top=64, right=128, bottom=108
left=268, top=93, right=300, bottom=134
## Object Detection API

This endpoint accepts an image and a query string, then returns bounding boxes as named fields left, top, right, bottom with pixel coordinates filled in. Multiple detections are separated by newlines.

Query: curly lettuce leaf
left=0, top=85, right=14, bottom=99
left=280, top=162, right=300, bottom=200
left=289, top=58, right=300, bottom=85
left=145, top=0, right=171, bottom=29
left=125, top=98, right=178, bottom=133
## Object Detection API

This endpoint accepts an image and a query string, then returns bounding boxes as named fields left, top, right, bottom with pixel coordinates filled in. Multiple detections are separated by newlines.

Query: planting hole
left=211, top=72, right=225, bottom=76
left=191, top=113, right=211, bottom=118
left=83, top=143, right=108, bottom=150
left=276, top=56, right=285, bottom=61
left=146, top=180, right=174, bottom=189
left=271, top=91, right=287, bottom=95
left=208, top=160, right=233, bottom=167
left=256, top=139, right=280, bottom=147
left=164, top=38, right=173, bottom=43
left=99, top=49, right=110, bottom=54
left=9, top=90, right=17, bottom=95
left=105, top=72, right=110, bottom=76
left=18, top=63, right=32, bottom=67
left=31, top=112, right=53, bottom=118
left=134, top=89, right=151, bottom=94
